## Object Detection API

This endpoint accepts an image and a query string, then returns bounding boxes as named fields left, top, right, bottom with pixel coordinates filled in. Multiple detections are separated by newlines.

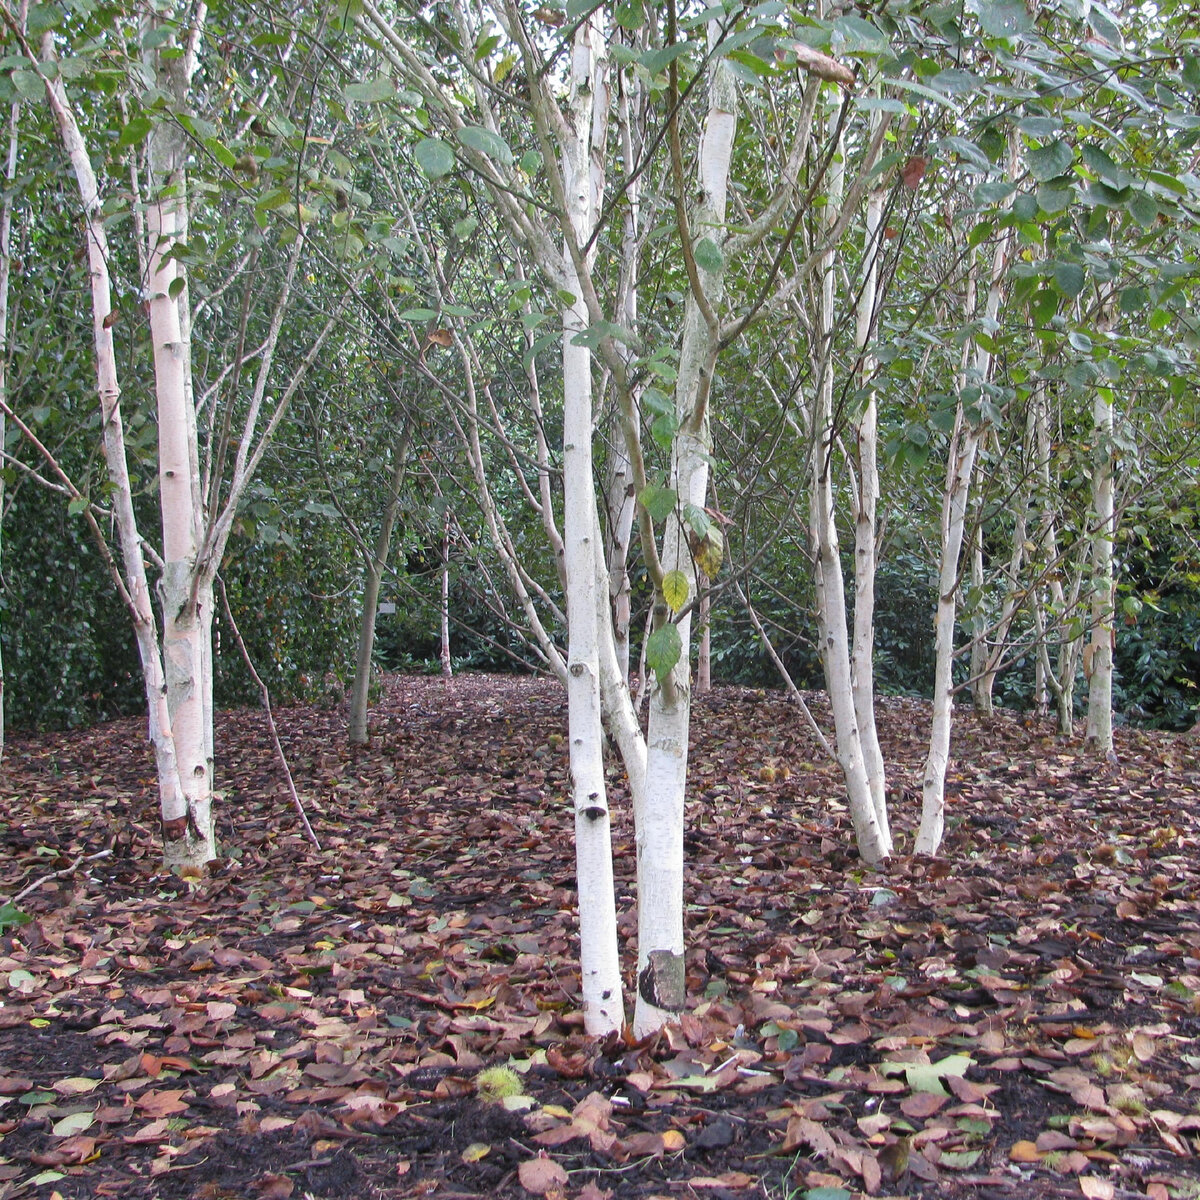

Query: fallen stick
left=216, top=576, right=322, bottom=851
left=9, top=847, right=113, bottom=906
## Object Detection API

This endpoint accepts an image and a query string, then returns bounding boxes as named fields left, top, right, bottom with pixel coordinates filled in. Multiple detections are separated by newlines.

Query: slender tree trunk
left=1085, top=386, right=1116, bottom=758
left=917, top=207, right=1014, bottom=854
left=348, top=425, right=411, bottom=743
left=0, top=29, right=20, bottom=758
left=439, top=506, right=453, bottom=678
left=696, top=584, right=711, bottom=695
left=561, top=15, right=623, bottom=1036
left=808, top=139, right=890, bottom=865
left=34, top=34, right=190, bottom=844
left=969, top=535, right=991, bottom=716
left=849, top=185, right=888, bottom=840
left=145, top=11, right=215, bottom=869
left=633, top=31, right=736, bottom=1036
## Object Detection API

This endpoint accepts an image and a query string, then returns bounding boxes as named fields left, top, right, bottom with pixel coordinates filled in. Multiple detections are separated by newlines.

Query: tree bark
left=633, top=29, right=736, bottom=1036
left=1085, top=386, right=1116, bottom=758
left=348, top=425, right=411, bottom=743
left=917, top=209, right=1013, bottom=855
left=561, top=15, right=624, bottom=1036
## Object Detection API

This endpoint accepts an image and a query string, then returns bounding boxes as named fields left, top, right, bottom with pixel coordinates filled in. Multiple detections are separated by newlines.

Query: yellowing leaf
left=461, top=1142, right=491, bottom=1163
left=1009, top=1140, right=1043, bottom=1163
left=694, top=527, right=723, bottom=578
left=661, top=1129, right=687, bottom=1151
left=52, top=1110, right=95, bottom=1137
left=53, top=1078, right=100, bottom=1096
left=662, top=570, right=690, bottom=614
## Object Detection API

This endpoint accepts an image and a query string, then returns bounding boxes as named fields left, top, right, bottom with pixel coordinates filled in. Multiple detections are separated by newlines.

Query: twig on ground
left=8, top=847, right=112, bottom=906
left=216, top=576, right=322, bottom=851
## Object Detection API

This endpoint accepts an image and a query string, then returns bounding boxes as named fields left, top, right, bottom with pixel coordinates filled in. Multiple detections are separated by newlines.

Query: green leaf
left=11, top=69, right=44, bottom=100
left=400, top=307, right=438, bottom=321
left=204, top=136, right=237, bottom=169
left=1087, top=4, right=1124, bottom=50
left=117, top=116, right=153, bottom=148
left=641, top=43, right=690, bottom=76
left=651, top=413, right=678, bottom=452
left=642, top=387, right=673, bottom=418
left=833, top=14, right=888, bottom=53
left=974, top=0, right=1031, bottom=38
left=1080, top=144, right=1130, bottom=190
left=67, top=496, right=89, bottom=516
left=694, top=237, right=724, bottom=273
left=1126, top=192, right=1158, bottom=228
left=646, top=623, right=682, bottom=684
left=1054, top=262, right=1086, bottom=297
left=614, top=0, right=643, bottom=29
left=453, top=216, right=479, bottom=240
left=802, top=1189, right=852, bottom=1200
left=51, top=1110, right=95, bottom=1137
left=1067, top=330, right=1093, bottom=352
left=344, top=77, right=395, bottom=103
left=662, top=570, right=690, bottom=614
left=681, top=503, right=711, bottom=537
left=639, top=485, right=677, bottom=523
left=1037, top=182, right=1075, bottom=214
left=1026, top=140, right=1073, bottom=182
left=413, top=138, right=455, bottom=180
left=0, top=902, right=31, bottom=932
left=455, top=125, right=514, bottom=165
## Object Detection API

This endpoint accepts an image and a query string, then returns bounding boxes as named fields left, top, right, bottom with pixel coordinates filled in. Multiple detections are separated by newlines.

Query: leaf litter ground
left=1, top=674, right=1199, bottom=1200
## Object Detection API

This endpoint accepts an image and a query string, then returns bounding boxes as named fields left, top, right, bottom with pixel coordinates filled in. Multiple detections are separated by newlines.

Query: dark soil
left=1, top=673, right=1198, bottom=1200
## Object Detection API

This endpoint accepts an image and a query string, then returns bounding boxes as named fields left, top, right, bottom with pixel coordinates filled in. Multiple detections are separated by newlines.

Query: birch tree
left=0, top=1, right=343, bottom=868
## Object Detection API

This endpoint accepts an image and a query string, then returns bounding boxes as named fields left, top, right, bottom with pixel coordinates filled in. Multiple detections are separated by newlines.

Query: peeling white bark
left=633, top=32, right=737, bottom=1037
left=917, top=219, right=1013, bottom=856
left=561, top=16, right=624, bottom=1035
left=1085, top=386, right=1116, bottom=759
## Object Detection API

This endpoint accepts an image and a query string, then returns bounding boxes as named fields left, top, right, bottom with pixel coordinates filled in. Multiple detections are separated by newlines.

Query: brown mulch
left=0, top=673, right=1198, bottom=1200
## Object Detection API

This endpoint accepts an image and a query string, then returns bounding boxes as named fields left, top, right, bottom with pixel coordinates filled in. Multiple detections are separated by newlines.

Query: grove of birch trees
left=1, top=0, right=1197, bottom=1034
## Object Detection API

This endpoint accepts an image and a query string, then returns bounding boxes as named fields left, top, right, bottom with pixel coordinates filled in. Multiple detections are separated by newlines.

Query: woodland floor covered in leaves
left=1, top=674, right=1200, bottom=1200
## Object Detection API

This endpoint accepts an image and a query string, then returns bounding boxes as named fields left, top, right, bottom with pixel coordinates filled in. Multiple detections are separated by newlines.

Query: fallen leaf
left=518, top=1154, right=568, bottom=1195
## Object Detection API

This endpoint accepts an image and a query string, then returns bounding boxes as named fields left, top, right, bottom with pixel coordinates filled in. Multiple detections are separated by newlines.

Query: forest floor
left=1, top=674, right=1199, bottom=1200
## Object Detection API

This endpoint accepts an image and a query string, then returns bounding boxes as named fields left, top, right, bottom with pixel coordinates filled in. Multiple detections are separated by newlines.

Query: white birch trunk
left=808, top=142, right=890, bottom=865
left=561, top=16, right=623, bottom=1035
left=1085, top=386, right=1116, bottom=758
left=969, top=536, right=990, bottom=716
left=849, top=186, right=888, bottom=840
left=917, top=215, right=1014, bottom=855
left=36, top=39, right=190, bottom=839
left=145, top=11, right=214, bottom=869
left=440, top=507, right=453, bottom=678
left=633, top=34, right=736, bottom=1036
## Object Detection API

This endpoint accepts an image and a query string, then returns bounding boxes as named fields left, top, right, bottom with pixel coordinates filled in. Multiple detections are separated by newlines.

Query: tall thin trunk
left=146, top=8, right=214, bottom=868
left=849, top=184, right=888, bottom=840
left=696, top=584, right=711, bottom=695
left=0, top=13, right=21, bottom=758
left=348, top=425, right=411, bottom=743
left=561, top=15, right=623, bottom=1036
left=808, top=138, right=890, bottom=865
left=1085, top=386, right=1116, bottom=758
left=440, top=506, right=453, bottom=678
left=633, top=28, right=736, bottom=1036
left=917, top=206, right=1014, bottom=855
left=32, top=32, right=189, bottom=840
left=969, top=533, right=990, bottom=715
